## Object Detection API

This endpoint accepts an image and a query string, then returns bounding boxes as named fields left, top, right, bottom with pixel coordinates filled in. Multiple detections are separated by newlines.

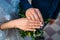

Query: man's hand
left=49, top=19, right=55, bottom=24
left=25, top=8, right=44, bottom=26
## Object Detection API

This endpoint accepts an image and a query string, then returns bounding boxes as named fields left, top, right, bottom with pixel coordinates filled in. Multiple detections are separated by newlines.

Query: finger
left=28, top=20, right=44, bottom=27
left=28, top=20, right=42, bottom=25
left=29, top=11, right=35, bottom=20
left=28, top=20, right=40, bottom=24
left=30, top=26, right=40, bottom=29
left=28, top=23, right=40, bottom=28
left=26, top=11, right=32, bottom=20
left=27, top=16, right=32, bottom=20
left=28, top=22, right=41, bottom=26
left=30, top=9, right=39, bottom=21
left=35, top=9, right=44, bottom=23
left=28, top=22, right=43, bottom=28
left=25, top=28, right=36, bottom=31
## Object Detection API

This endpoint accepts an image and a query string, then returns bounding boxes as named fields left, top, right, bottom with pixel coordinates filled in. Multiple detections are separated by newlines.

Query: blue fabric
left=21, top=0, right=60, bottom=20
left=0, top=0, right=20, bottom=23
left=0, top=0, right=20, bottom=40
left=20, top=0, right=32, bottom=10
left=0, top=0, right=20, bottom=13
left=32, top=0, right=60, bottom=19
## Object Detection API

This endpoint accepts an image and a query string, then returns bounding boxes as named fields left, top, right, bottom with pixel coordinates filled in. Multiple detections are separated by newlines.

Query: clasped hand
left=0, top=8, right=44, bottom=31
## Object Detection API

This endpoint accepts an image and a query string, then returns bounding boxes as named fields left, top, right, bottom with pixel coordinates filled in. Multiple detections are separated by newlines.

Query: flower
left=18, top=3, right=50, bottom=40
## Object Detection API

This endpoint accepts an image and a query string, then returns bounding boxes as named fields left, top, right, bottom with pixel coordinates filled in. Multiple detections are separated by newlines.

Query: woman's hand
left=0, top=18, right=41, bottom=31
left=13, top=18, right=41, bottom=31
left=25, top=8, right=44, bottom=26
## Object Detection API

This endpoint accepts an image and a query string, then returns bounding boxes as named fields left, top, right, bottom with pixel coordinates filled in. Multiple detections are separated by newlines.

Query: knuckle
left=36, top=8, right=38, bottom=10
left=30, top=9, right=35, bottom=12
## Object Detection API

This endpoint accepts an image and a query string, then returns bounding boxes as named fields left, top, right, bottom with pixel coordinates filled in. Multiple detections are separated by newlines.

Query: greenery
left=18, top=3, right=50, bottom=40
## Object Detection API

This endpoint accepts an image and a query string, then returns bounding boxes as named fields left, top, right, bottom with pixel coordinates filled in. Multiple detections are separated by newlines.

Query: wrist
left=10, top=19, right=21, bottom=29
left=9, top=20, right=16, bottom=29
left=0, top=23, right=6, bottom=30
left=0, top=24, right=1, bottom=30
left=1, top=20, right=16, bottom=29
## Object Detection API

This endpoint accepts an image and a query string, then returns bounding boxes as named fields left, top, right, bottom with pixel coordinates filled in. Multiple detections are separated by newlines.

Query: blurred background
left=28, top=0, right=60, bottom=40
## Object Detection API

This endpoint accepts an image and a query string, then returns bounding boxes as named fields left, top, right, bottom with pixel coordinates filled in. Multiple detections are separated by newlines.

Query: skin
left=0, top=18, right=41, bottom=31
left=26, top=8, right=44, bottom=26
left=0, top=8, right=43, bottom=31
left=26, top=8, right=55, bottom=25
left=0, top=8, right=55, bottom=31
left=49, top=19, right=55, bottom=24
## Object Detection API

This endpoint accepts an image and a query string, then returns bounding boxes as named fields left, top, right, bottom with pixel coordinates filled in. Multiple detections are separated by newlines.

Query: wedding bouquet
left=18, top=4, right=50, bottom=40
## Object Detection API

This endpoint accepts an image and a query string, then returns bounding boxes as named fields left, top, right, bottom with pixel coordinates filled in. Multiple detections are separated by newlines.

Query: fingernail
left=41, top=24, right=43, bottom=26
left=40, top=22, right=44, bottom=26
